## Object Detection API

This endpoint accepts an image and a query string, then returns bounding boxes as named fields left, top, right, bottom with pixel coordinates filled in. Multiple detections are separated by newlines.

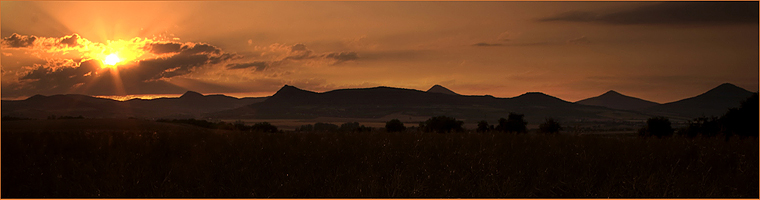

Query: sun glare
left=103, top=53, right=121, bottom=66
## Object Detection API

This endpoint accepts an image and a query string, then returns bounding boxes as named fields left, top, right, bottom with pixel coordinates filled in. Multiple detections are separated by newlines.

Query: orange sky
left=1, top=1, right=757, bottom=103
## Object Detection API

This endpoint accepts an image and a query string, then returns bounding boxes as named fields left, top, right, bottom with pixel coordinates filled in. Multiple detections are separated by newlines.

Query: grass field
left=2, top=119, right=757, bottom=197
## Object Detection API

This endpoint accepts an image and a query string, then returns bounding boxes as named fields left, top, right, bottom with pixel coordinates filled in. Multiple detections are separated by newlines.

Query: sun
left=103, top=53, right=121, bottom=66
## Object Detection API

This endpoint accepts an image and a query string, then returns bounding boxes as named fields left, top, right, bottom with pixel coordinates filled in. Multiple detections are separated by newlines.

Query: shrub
left=314, top=123, right=339, bottom=132
left=476, top=120, right=491, bottom=133
left=297, top=124, right=314, bottom=132
left=678, top=116, right=720, bottom=138
left=251, top=122, right=278, bottom=133
left=422, top=116, right=464, bottom=133
left=539, top=118, right=562, bottom=134
left=385, top=119, right=406, bottom=132
left=496, top=113, right=527, bottom=133
left=720, top=93, right=758, bottom=138
left=639, top=116, right=674, bottom=137
left=340, top=122, right=373, bottom=133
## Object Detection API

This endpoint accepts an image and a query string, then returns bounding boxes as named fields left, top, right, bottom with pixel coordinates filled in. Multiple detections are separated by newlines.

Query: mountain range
left=2, top=91, right=265, bottom=119
left=2, top=83, right=755, bottom=123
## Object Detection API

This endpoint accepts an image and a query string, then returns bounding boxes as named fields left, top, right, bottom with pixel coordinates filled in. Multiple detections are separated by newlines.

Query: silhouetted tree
left=477, top=120, right=491, bottom=133
left=678, top=116, right=721, bottom=138
left=314, top=122, right=339, bottom=132
left=638, top=116, right=674, bottom=138
left=539, top=118, right=562, bottom=134
left=417, top=122, right=426, bottom=132
left=720, top=93, right=758, bottom=138
left=422, top=116, right=464, bottom=133
left=251, top=122, right=278, bottom=133
left=340, top=122, right=373, bottom=132
left=497, top=113, right=527, bottom=133
left=233, top=120, right=249, bottom=131
left=385, top=119, right=406, bottom=132
left=340, top=122, right=360, bottom=132
left=297, top=124, right=314, bottom=132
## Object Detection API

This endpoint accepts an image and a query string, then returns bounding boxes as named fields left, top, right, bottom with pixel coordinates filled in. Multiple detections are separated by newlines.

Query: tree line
left=156, top=118, right=280, bottom=133
left=640, top=93, right=758, bottom=139
left=384, top=114, right=562, bottom=134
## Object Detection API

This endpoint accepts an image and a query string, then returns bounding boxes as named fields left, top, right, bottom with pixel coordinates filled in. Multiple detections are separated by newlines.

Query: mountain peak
left=426, top=85, right=459, bottom=95
left=513, top=92, right=569, bottom=104
left=180, top=91, right=204, bottom=98
left=707, top=83, right=746, bottom=94
left=274, top=85, right=314, bottom=95
left=602, top=90, right=622, bottom=96
left=576, top=90, right=659, bottom=110
left=266, top=85, right=318, bottom=103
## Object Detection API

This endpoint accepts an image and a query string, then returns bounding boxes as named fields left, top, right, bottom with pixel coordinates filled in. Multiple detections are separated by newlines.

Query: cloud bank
left=540, top=2, right=759, bottom=25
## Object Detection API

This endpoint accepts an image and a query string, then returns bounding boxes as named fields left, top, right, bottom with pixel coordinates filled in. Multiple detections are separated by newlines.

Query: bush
left=422, top=116, right=464, bottom=133
left=639, top=116, right=674, bottom=137
left=251, top=122, right=278, bottom=133
left=678, top=116, right=721, bottom=138
left=297, top=124, right=314, bottom=132
left=539, top=118, right=562, bottom=134
left=476, top=120, right=491, bottom=133
left=720, top=93, right=758, bottom=138
left=385, top=119, right=406, bottom=132
left=314, top=123, right=339, bottom=132
left=496, top=113, right=527, bottom=133
left=340, top=122, right=373, bottom=133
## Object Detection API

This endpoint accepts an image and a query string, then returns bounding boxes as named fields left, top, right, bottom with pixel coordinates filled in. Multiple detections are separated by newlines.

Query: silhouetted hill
left=426, top=85, right=459, bottom=95
left=2, top=92, right=267, bottom=119
left=641, top=83, right=755, bottom=119
left=576, top=90, right=660, bottom=110
left=179, top=91, right=205, bottom=99
left=208, top=85, right=646, bottom=122
left=511, top=92, right=571, bottom=106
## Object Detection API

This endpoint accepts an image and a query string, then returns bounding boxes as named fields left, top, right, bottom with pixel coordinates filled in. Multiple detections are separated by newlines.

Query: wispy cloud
left=539, top=2, right=758, bottom=25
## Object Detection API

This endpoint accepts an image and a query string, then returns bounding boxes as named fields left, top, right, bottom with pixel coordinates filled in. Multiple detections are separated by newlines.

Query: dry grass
left=2, top=119, right=757, bottom=197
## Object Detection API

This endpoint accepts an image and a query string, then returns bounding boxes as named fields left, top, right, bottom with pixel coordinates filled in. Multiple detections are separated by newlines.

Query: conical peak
left=271, top=85, right=317, bottom=97
left=426, top=85, right=459, bottom=95
left=602, top=90, right=622, bottom=96
left=180, top=91, right=204, bottom=98
left=703, top=83, right=750, bottom=96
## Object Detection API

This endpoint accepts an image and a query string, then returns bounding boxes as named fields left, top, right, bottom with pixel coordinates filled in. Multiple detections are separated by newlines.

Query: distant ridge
left=207, top=84, right=628, bottom=122
left=576, top=90, right=659, bottom=110
left=2, top=92, right=266, bottom=119
left=426, top=85, right=459, bottom=95
left=642, top=83, right=755, bottom=118
left=512, top=92, right=571, bottom=106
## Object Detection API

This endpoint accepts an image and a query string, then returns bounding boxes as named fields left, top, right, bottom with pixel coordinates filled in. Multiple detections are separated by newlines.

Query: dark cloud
left=134, top=41, right=238, bottom=80
left=473, top=42, right=503, bottom=47
left=145, top=42, right=223, bottom=55
left=269, top=43, right=360, bottom=64
left=290, top=43, right=309, bottom=52
left=279, top=43, right=320, bottom=60
left=181, top=43, right=221, bottom=55
left=540, top=2, right=759, bottom=25
left=59, top=33, right=80, bottom=46
left=323, top=51, right=358, bottom=62
left=2, top=33, right=37, bottom=48
left=16, top=59, right=102, bottom=95
left=137, top=52, right=236, bottom=80
left=146, top=42, right=182, bottom=54
left=226, top=61, right=268, bottom=71
left=1, top=33, right=246, bottom=97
